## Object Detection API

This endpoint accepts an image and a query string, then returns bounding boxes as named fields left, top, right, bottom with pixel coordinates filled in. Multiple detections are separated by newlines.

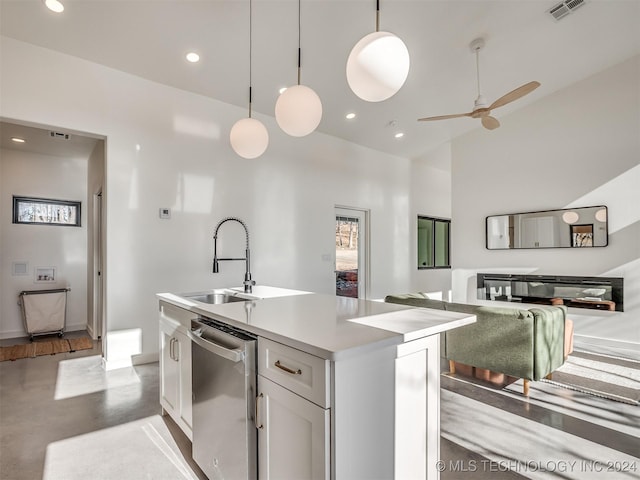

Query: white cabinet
left=159, top=301, right=195, bottom=440
left=519, top=216, right=558, bottom=248
left=257, top=338, right=330, bottom=480
left=257, top=376, right=330, bottom=480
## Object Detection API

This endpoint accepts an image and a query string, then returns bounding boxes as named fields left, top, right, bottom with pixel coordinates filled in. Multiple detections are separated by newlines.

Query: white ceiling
left=0, top=120, right=99, bottom=158
left=1, top=0, right=639, bottom=161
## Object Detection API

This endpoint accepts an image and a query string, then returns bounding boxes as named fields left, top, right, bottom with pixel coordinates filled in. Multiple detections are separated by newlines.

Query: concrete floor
left=1, top=334, right=638, bottom=479
left=0, top=335, right=206, bottom=480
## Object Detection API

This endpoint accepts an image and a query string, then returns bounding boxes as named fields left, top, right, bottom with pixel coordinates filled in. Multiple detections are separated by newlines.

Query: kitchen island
left=157, top=286, right=475, bottom=479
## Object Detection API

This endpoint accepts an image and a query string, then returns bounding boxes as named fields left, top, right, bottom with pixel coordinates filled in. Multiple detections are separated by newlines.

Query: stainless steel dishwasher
left=190, top=316, right=257, bottom=480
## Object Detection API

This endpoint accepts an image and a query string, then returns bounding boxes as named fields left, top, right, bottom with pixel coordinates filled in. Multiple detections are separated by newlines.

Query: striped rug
left=539, top=351, right=640, bottom=406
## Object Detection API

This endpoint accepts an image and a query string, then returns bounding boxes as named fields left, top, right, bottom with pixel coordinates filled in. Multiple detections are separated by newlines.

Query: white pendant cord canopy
left=275, top=0, right=323, bottom=137
left=230, top=0, right=269, bottom=159
left=346, top=0, right=410, bottom=102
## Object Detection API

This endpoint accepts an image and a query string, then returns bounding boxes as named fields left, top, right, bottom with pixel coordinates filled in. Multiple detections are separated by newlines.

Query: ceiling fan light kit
left=346, top=0, right=410, bottom=102
left=418, top=37, right=540, bottom=130
left=275, top=0, right=323, bottom=137
left=230, top=0, right=269, bottom=159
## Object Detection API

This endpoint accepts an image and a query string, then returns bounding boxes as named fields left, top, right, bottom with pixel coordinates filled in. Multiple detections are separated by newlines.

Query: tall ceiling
left=1, top=0, right=639, bottom=161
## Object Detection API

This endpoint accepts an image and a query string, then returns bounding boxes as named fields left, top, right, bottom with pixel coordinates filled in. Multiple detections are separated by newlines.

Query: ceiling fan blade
left=489, top=81, right=541, bottom=111
left=418, top=112, right=473, bottom=122
left=481, top=116, right=500, bottom=130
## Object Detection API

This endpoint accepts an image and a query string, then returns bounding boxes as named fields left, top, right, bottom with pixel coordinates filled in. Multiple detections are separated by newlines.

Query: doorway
left=335, top=207, right=369, bottom=299
left=0, top=119, right=105, bottom=347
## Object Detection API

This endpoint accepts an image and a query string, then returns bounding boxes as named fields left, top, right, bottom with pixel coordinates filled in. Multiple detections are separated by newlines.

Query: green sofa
left=385, top=293, right=572, bottom=395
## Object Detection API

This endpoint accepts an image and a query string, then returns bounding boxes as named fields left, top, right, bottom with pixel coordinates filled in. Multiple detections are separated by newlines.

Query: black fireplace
left=477, top=273, right=624, bottom=312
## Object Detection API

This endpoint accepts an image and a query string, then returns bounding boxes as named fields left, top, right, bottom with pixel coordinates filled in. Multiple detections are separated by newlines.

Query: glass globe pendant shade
left=346, top=31, right=410, bottom=102
left=275, top=84, right=323, bottom=137
left=562, top=211, right=580, bottom=224
left=230, top=117, right=269, bottom=159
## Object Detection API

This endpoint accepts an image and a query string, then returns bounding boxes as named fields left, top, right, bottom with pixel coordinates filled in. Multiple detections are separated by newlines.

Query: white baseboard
left=103, top=351, right=158, bottom=370
left=0, top=323, right=88, bottom=340
left=132, top=352, right=159, bottom=365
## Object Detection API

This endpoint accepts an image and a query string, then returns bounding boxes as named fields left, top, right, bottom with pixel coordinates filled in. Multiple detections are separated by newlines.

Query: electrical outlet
left=159, top=208, right=171, bottom=219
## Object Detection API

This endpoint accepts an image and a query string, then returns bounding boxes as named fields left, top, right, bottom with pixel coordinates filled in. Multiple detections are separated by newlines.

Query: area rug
left=0, top=337, right=94, bottom=362
left=502, top=351, right=640, bottom=405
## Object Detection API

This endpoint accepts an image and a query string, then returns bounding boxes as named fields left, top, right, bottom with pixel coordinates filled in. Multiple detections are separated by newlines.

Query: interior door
left=93, top=191, right=103, bottom=340
left=335, top=207, right=368, bottom=299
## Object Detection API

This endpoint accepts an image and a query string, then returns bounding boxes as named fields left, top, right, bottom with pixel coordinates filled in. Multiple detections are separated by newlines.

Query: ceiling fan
left=418, top=38, right=540, bottom=130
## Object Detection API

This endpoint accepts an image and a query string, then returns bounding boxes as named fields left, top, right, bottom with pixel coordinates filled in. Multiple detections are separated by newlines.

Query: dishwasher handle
left=189, top=329, right=245, bottom=363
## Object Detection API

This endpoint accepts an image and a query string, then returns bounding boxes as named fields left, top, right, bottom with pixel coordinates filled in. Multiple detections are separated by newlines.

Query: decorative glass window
left=417, top=216, right=450, bottom=269
left=13, top=196, right=81, bottom=227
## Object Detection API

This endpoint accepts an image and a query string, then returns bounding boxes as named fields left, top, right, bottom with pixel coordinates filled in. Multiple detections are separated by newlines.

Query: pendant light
left=274, top=0, right=322, bottom=137
left=346, top=0, right=410, bottom=102
left=230, top=0, right=269, bottom=159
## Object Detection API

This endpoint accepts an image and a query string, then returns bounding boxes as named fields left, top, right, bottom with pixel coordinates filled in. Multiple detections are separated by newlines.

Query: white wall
left=0, top=37, right=416, bottom=364
left=450, top=55, right=640, bottom=353
left=410, top=143, right=452, bottom=300
left=0, top=147, right=88, bottom=338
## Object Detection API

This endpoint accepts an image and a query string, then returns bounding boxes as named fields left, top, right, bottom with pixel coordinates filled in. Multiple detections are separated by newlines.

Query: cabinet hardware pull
left=255, top=393, right=264, bottom=429
left=173, top=338, right=179, bottom=362
left=274, top=360, right=302, bottom=375
left=169, top=338, right=175, bottom=361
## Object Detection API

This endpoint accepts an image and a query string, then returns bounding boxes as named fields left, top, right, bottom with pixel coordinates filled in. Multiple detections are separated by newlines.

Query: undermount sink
left=184, top=292, right=248, bottom=305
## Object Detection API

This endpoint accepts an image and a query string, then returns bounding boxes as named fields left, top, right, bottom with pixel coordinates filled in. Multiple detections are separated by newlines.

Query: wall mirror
left=486, top=205, right=607, bottom=249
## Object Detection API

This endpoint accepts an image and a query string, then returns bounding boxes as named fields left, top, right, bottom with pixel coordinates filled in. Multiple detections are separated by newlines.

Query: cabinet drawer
left=259, top=338, right=330, bottom=408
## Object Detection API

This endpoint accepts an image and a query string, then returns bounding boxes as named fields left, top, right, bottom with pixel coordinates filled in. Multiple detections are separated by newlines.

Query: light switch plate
left=159, top=208, right=171, bottom=219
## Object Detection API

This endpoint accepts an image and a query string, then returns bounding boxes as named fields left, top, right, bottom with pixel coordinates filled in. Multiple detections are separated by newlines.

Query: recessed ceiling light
left=394, top=132, right=404, bottom=139
left=278, top=87, right=288, bottom=95
left=186, top=52, right=200, bottom=63
left=44, top=0, right=64, bottom=13
left=345, top=113, right=356, bottom=120
left=11, top=137, right=26, bottom=143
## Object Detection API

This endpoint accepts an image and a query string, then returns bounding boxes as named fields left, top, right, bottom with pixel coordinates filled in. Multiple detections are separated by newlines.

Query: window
left=417, top=216, right=450, bottom=269
left=13, top=196, right=81, bottom=227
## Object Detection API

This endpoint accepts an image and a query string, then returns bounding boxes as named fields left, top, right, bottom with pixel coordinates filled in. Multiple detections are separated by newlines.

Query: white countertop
left=157, top=287, right=475, bottom=360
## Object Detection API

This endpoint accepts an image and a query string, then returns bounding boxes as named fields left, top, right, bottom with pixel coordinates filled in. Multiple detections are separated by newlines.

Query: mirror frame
left=486, top=205, right=608, bottom=250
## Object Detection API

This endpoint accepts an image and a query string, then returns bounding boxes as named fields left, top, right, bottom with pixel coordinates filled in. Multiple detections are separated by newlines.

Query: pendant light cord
left=297, top=0, right=301, bottom=85
left=376, top=0, right=380, bottom=32
left=248, top=0, right=253, bottom=117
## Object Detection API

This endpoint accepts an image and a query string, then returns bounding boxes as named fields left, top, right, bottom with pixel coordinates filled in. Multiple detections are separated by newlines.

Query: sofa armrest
left=529, top=307, right=566, bottom=379
left=564, top=319, right=574, bottom=358
left=444, top=305, right=536, bottom=380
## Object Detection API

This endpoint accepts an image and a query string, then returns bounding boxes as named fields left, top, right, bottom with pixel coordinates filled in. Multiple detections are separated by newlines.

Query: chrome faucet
left=212, top=217, right=256, bottom=293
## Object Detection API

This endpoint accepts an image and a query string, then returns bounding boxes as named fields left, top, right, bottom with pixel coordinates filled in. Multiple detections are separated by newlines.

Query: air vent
left=49, top=131, right=69, bottom=140
left=549, top=0, right=586, bottom=21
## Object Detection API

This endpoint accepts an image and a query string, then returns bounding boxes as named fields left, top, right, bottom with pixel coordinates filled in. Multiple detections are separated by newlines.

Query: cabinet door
left=159, top=324, right=179, bottom=414
left=175, top=328, right=192, bottom=430
left=258, top=376, right=329, bottom=480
